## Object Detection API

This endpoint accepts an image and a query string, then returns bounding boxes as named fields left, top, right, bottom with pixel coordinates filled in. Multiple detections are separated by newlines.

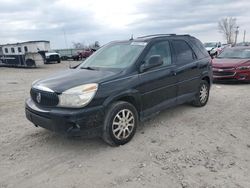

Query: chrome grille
left=213, top=71, right=235, bottom=77
left=30, top=88, right=59, bottom=107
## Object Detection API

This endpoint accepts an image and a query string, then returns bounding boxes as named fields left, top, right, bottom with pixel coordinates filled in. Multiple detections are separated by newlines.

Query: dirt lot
left=0, top=62, right=250, bottom=188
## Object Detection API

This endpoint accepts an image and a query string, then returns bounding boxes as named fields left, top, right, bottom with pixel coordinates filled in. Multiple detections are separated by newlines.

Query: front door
left=138, top=40, right=177, bottom=116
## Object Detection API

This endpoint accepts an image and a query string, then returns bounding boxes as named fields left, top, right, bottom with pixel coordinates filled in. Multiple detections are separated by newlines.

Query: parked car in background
left=72, top=52, right=81, bottom=61
left=54, top=48, right=84, bottom=60
left=72, top=48, right=96, bottom=61
left=204, top=42, right=222, bottom=57
left=81, top=48, right=96, bottom=58
left=25, top=34, right=212, bottom=146
left=212, top=47, right=250, bottom=82
left=45, top=52, right=61, bottom=63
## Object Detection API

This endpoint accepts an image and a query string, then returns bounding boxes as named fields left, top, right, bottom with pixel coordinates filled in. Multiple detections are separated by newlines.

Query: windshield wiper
left=80, top=66, right=96, bottom=70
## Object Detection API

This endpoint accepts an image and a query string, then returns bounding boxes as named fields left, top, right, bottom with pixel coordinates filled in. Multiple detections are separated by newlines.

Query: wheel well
left=202, top=76, right=210, bottom=86
left=116, top=96, right=140, bottom=113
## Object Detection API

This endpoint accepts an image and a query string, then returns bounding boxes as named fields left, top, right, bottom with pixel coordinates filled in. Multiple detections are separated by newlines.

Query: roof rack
left=137, top=34, right=176, bottom=39
left=137, top=34, right=176, bottom=38
left=137, top=34, right=191, bottom=39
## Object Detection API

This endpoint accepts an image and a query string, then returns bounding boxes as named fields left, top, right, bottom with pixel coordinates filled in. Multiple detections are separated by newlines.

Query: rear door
left=138, top=40, right=177, bottom=115
left=171, top=39, right=200, bottom=103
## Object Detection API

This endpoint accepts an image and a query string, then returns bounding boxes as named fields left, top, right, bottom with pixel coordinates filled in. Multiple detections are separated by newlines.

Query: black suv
left=25, top=34, right=212, bottom=146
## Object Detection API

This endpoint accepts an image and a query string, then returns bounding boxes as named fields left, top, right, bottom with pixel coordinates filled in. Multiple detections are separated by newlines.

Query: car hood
left=212, top=58, right=250, bottom=68
left=33, top=68, right=121, bottom=93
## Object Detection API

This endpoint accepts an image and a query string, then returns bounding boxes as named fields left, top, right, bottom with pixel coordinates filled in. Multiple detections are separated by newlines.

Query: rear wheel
left=25, top=59, right=36, bottom=67
left=192, top=80, right=210, bottom=107
left=102, top=101, right=138, bottom=146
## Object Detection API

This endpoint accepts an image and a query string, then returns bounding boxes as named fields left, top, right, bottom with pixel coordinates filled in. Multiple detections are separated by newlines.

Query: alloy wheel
left=200, top=84, right=208, bottom=104
left=112, top=109, right=135, bottom=140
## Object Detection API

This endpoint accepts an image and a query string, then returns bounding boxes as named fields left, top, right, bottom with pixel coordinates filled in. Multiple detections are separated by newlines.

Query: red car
left=73, top=49, right=96, bottom=61
left=212, top=47, right=250, bottom=82
left=81, top=49, right=95, bottom=58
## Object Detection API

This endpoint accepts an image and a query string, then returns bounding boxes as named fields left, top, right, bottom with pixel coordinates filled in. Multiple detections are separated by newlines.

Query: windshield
left=217, top=48, right=250, bottom=59
left=79, top=42, right=146, bottom=69
left=204, top=42, right=217, bottom=48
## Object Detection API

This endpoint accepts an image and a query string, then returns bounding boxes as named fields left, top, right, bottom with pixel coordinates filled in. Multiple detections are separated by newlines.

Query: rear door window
left=172, top=40, right=195, bottom=65
left=190, top=38, right=209, bottom=59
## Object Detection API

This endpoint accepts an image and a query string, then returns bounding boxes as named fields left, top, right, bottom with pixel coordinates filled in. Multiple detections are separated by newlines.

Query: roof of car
left=117, top=34, right=194, bottom=43
left=133, top=34, right=191, bottom=42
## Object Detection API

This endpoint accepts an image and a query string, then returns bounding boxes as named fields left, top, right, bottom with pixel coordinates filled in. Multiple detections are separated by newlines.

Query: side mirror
left=140, top=55, right=163, bottom=72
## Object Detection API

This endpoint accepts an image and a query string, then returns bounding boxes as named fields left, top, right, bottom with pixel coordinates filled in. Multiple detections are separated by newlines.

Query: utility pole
left=234, top=26, right=239, bottom=46
left=243, top=30, right=246, bottom=43
left=63, top=28, right=68, bottom=49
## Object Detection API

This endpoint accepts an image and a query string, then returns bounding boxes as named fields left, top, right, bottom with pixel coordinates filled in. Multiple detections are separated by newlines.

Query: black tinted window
left=145, top=41, right=172, bottom=66
left=18, top=47, right=22, bottom=53
left=172, top=40, right=194, bottom=64
left=5, top=48, right=8, bottom=53
left=11, top=47, right=15, bottom=53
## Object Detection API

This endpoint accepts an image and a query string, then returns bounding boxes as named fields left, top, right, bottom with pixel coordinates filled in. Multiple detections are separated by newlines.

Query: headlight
left=236, top=66, right=250, bottom=70
left=58, top=83, right=98, bottom=108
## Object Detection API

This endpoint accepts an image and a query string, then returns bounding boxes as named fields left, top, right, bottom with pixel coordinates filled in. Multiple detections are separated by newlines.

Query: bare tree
left=218, top=17, right=237, bottom=44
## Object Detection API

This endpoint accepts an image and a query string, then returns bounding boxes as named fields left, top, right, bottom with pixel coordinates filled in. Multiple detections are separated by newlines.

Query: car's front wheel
left=102, top=101, right=138, bottom=146
left=192, top=80, right=210, bottom=107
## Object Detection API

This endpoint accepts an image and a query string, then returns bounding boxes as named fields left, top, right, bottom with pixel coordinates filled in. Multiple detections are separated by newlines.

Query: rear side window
left=172, top=40, right=194, bottom=65
left=190, top=38, right=210, bottom=59
left=144, top=41, right=172, bottom=66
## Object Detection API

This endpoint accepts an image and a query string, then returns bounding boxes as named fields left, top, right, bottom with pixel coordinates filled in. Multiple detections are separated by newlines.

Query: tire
left=192, top=80, right=210, bottom=107
left=57, top=60, right=61, bottom=63
left=102, top=101, right=138, bottom=146
left=25, top=59, right=36, bottom=67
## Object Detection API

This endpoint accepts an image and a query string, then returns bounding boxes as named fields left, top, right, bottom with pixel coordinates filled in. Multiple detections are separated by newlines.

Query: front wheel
left=192, top=80, right=210, bottom=107
left=102, top=101, right=138, bottom=146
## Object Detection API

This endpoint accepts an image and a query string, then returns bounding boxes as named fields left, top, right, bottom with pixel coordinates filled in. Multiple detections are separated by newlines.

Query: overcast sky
left=0, top=0, right=250, bottom=48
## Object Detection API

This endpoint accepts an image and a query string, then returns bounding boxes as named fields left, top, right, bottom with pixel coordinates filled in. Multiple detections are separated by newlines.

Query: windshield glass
left=79, top=42, right=146, bottom=69
left=204, top=42, right=217, bottom=48
left=217, top=48, right=250, bottom=59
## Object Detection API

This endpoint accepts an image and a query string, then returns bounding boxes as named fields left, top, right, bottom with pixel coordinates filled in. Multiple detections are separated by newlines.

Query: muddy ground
left=0, top=62, right=250, bottom=188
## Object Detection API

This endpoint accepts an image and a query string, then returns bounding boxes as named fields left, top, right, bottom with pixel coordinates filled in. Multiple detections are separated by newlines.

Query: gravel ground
left=0, top=62, right=250, bottom=188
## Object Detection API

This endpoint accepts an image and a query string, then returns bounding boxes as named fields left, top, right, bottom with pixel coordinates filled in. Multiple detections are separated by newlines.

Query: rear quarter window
left=189, top=38, right=210, bottom=59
